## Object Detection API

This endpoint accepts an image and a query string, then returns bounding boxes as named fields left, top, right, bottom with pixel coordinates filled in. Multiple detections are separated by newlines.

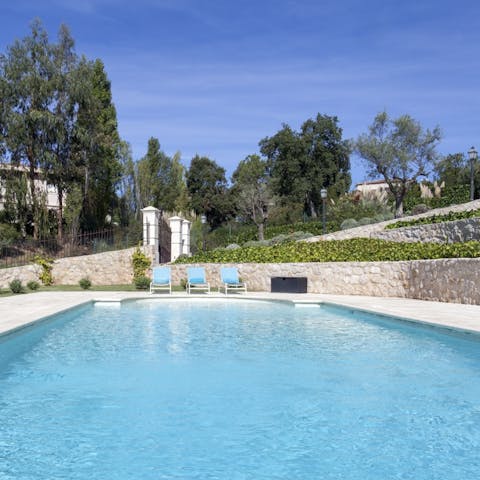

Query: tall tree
left=0, top=19, right=55, bottom=238
left=135, top=137, right=185, bottom=212
left=47, top=24, right=81, bottom=240
left=76, top=58, right=121, bottom=230
left=434, top=153, right=469, bottom=186
left=116, top=140, right=137, bottom=225
left=231, top=154, right=271, bottom=240
left=355, top=111, right=442, bottom=217
left=186, top=155, right=232, bottom=228
left=260, top=114, right=351, bottom=218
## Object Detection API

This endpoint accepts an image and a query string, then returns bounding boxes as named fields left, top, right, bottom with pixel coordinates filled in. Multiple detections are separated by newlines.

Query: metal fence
left=0, top=227, right=142, bottom=269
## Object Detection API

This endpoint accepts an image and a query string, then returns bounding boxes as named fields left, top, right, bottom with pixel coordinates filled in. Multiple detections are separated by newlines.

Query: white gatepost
left=181, top=220, right=191, bottom=257
left=169, top=216, right=184, bottom=262
left=141, top=206, right=160, bottom=265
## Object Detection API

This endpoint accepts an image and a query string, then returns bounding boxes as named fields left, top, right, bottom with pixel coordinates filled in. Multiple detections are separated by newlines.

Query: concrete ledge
left=1, top=291, right=480, bottom=338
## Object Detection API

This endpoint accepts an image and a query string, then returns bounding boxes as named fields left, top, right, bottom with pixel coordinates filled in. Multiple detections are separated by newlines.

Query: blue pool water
left=1, top=299, right=480, bottom=479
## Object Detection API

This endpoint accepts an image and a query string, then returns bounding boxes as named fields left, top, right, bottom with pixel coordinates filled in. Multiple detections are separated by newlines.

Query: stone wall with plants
left=0, top=246, right=155, bottom=289
left=310, top=199, right=480, bottom=242
left=170, top=258, right=480, bottom=304
left=372, top=218, right=480, bottom=243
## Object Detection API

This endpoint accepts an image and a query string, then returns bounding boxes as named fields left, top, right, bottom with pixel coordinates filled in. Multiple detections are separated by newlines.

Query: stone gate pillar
left=181, top=220, right=191, bottom=257
left=169, top=216, right=192, bottom=262
left=141, top=206, right=160, bottom=265
left=169, top=216, right=183, bottom=262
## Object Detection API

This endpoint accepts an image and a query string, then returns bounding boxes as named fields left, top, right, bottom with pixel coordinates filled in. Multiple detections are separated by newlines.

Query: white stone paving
left=0, top=291, right=480, bottom=338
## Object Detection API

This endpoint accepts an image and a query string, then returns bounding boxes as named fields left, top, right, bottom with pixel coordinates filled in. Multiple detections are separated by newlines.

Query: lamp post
left=200, top=214, right=207, bottom=251
left=468, top=146, right=478, bottom=201
left=320, top=188, right=328, bottom=235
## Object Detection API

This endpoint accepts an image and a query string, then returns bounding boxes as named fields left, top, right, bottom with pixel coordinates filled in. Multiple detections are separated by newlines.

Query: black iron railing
left=0, top=227, right=142, bottom=269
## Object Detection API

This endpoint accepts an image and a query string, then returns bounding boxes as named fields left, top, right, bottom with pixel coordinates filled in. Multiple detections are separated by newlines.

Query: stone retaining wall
left=306, top=199, right=480, bottom=242
left=170, top=258, right=480, bottom=304
left=371, top=218, right=480, bottom=243
left=0, top=246, right=155, bottom=289
left=2, top=247, right=480, bottom=305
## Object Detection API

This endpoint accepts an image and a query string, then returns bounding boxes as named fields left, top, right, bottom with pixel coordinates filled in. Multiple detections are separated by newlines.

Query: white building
left=0, top=164, right=62, bottom=211
left=355, top=179, right=390, bottom=195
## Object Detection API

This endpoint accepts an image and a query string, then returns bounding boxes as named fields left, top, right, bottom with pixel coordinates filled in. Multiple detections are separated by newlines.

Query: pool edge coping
left=1, top=292, right=480, bottom=339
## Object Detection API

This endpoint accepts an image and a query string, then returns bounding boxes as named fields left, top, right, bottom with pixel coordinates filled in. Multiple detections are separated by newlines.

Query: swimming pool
left=0, top=299, right=479, bottom=479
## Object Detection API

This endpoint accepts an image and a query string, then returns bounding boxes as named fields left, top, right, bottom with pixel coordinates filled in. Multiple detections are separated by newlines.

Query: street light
left=320, top=188, right=328, bottom=235
left=468, top=146, right=478, bottom=201
left=200, top=214, right=207, bottom=251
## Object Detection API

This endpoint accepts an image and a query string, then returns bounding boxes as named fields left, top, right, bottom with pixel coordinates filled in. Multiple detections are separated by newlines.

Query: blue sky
left=1, top=0, right=479, bottom=187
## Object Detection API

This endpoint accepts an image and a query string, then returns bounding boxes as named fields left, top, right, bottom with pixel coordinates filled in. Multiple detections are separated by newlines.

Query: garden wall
left=371, top=218, right=480, bottom=243
left=307, top=199, right=480, bottom=242
left=170, top=258, right=480, bottom=304
left=0, top=246, right=155, bottom=289
left=2, top=248, right=480, bottom=304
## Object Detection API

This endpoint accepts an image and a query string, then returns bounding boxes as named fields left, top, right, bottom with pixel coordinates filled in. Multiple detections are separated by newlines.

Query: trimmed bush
left=132, top=247, right=151, bottom=278
left=357, top=217, right=374, bottom=226
left=243, top=240, right=270, bottom=248
left=340, top=218, right=358, bottom=230
left=134, top=275, right=151, bottom=290
left=411, top=204, right=430, bottom=215
left=9, top=279, right=24, bottom=294
left=27, top=281, right=40, bottom=291
left=132, top=247, right=151, bottom=288
left=289, top=231, right=314, bottom=241
left=268, top=234, right=289, bottom=245
left=79, top=278, right=92, bottom=290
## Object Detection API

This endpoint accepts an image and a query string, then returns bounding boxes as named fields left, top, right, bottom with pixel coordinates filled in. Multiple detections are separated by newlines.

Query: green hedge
left=386, top=209, right=480, bottom=230
left=175, top=238, right=480, bottom=264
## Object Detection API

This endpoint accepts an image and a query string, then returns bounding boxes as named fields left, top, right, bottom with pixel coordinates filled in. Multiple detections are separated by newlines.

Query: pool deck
left=0, top=291, right=479, bottom=338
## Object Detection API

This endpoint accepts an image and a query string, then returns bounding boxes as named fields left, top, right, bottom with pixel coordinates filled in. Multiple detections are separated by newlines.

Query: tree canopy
left=355, top=111, right=442, bottom=217
left=186, top=155, right=232, bottom=228
left=231, top=154, right=271, bottom=240
left=259, top=113, right=350, bottom=218
left=0, top=20, right=122, bottom=237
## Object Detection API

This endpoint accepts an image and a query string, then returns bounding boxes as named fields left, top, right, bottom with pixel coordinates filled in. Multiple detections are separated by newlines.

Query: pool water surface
left=0, top=299, right=479, bottom=479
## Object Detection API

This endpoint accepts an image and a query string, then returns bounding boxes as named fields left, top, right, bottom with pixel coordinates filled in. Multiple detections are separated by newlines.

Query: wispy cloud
left=2, top=0, right=479, bottom=185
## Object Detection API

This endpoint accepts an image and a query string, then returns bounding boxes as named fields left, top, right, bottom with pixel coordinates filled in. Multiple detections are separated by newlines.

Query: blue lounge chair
left=150, top=266, right=172, bottom=294
left=220, top=267, right=247, bottom=295
left=187, top=267, right=210, bottom=294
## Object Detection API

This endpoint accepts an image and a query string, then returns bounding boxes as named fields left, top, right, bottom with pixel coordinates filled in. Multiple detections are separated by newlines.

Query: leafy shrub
left=268, top=234, right=289, bottom=245
left=131, top=247, right=151, bottom=283
left=243, top=240, right=270, bottom=248
left=288, top=231, right=314, bottom=241
left=79, top=278, right=92, bottom=290
left=357, top=217, right=374, bottom=226
left=175, top=238, right=480, bottom=264
left=134, top=275, right=151, bottom=290
left=180, top=278, right=187, bottom=290
left=27, top=280, right=40, bottom=291
left=411, top=204, right=430, bottom=215
left=0, top=223, right=20, bottom=247
left=9, top=279, right=24, bottom=294
left=430, top=184, right=470, bottom=208
left=340, top=218, right=358, bottom=230
left=33, top=255, right=54, bottom=286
